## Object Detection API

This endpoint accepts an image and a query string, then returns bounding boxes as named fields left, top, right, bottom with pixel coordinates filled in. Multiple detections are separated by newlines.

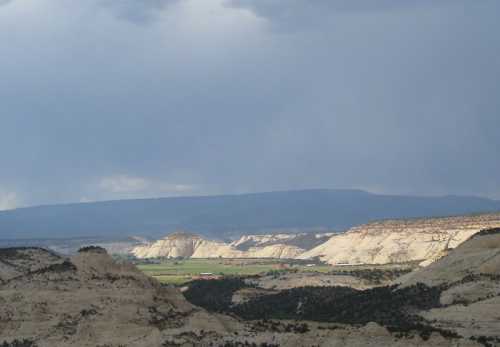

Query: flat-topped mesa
left=349, top=213, right=500, bottom=235
left=299, top=213, right=500, bottom=266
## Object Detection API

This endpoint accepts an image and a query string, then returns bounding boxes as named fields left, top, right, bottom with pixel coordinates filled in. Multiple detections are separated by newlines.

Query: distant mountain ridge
left=1, top=189, right=500, bottom=239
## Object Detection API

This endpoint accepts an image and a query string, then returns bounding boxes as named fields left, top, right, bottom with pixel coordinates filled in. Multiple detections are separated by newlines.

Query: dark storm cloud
left=0, top=0, right=499, bottom=209
left=0, top=0, right=180, bottom=23
left=225, top=0, right=477, bottom=31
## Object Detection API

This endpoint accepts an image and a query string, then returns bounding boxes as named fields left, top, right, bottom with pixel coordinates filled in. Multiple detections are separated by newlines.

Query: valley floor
left=136, top=258, right=415, bottom=287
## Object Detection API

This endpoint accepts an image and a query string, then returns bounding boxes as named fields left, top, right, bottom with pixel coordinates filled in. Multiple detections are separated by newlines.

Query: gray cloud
left=0, top=0, right=499, bottom=207
left=226, top=0, right=474, bottom=30
left=98, top=0, right=180, bottom=24
left=0, top=0, right=180, bottom=23
left=227, top=0, right=463, bottom=15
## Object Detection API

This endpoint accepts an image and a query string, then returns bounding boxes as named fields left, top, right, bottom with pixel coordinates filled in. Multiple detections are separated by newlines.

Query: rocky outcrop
left=299, top=213, right=500, bottom=265
left=0, top=247, right=234, bottom=347
left=398, top=228, right=500, bottom=340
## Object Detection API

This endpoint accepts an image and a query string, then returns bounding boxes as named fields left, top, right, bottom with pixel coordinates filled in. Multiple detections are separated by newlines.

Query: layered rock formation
left=299, top=213, right=500, bottom=265
left=132, top=232, right=312, bottom=259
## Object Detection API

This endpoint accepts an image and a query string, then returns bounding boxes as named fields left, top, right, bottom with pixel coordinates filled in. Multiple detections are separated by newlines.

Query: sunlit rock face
left=132, top=232, right=243, bottom=258
left=299, top=213, right=500, bottom=266
left=131, top=232, right=322, bottom=259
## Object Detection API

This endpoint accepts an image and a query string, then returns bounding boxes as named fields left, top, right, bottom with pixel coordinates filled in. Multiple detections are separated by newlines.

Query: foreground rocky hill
left=0, top=246, right=236, bottom=347
left=299, top=213, right=500, bottom=265
left=0, top=244, right=486, bottom=346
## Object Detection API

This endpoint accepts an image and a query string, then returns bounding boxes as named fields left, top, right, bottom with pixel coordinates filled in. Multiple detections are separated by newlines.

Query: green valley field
left=137, top=258, right=332, bottom=285
left=136, top=258, right=416, bottom=286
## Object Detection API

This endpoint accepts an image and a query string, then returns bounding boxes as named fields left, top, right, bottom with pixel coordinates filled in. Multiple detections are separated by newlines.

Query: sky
left=0, top=0, right=499, bottom=210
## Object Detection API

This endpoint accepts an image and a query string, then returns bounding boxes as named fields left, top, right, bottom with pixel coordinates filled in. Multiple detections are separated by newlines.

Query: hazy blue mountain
left=1, top=189, right=500, bottom=240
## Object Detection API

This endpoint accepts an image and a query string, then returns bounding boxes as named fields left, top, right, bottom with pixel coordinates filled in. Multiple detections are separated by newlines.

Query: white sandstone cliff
left=299, top=213, right=500, bottom=265
left=132, top=232, right=306, bottom=259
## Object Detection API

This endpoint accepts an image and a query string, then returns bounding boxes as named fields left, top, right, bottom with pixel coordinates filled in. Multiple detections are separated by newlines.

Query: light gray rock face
left=300, top=213, right=500, bottom=265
